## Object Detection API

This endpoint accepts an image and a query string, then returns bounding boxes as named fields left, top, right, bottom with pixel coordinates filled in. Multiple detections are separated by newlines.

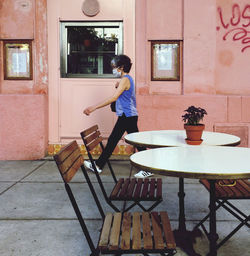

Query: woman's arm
left=83, top=77, right=130, bottom=115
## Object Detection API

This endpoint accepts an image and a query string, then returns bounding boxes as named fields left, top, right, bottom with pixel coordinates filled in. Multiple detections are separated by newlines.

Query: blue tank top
left=116, top=74, right=138, bottom=117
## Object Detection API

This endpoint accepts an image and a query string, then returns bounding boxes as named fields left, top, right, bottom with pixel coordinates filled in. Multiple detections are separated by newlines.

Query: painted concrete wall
left=1, top=0, right=250, bottom=160
left=135, top=0, right=250, bottom=147
left=0, top=0, right=48, bottom=160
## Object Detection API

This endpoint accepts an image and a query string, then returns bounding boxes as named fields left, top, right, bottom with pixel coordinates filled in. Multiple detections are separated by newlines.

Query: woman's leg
left=126, top=116, right=153, bottom=177
left=125, top=116, right=146, bottom=151
left=95, top=115, right=126, bottom=169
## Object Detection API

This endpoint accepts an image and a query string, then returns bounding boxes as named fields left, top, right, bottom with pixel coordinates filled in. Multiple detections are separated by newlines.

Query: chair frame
left=54, top=140, right=176, bottom=256
left=80, top=125, right=163, bottom=212
left=194, top=179, right=250, bottom=249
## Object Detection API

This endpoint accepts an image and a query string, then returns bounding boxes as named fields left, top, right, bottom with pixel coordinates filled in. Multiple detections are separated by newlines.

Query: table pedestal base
left=173, top=229, right=202, bottom=256
left=175, top=177, right=203, bottom=256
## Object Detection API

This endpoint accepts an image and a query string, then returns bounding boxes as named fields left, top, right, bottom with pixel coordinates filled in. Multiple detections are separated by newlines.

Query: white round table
left=126, top=130, right=241, bottom=255
left=125, top=130, right=241, bottom=148
left=130, top=146, right=250, bottom=256
left=130, top=146, right=250, bottom=180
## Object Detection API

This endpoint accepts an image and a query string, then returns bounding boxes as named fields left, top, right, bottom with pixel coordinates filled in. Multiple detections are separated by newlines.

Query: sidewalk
left=0, top=159, right=249, bottom=256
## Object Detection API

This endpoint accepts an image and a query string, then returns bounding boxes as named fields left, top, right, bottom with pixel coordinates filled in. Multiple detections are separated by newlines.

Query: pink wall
left=0, top=0, right=48, bottom=160
left=135, top=0, right=250, bottom=147
left=1, top=0, right=250, bottom=160
left=0, top=95, right=48, bottom=160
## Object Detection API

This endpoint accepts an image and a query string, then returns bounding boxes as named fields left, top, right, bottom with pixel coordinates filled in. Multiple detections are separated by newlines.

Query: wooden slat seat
left=200, top=179, right=250, bottom=199
left=98, top=212, right=176, bottom=254
left=54, top=141, right=176, bottom=256
left=194, top=179, right=250, bottom=249
left=110, top=178, right=162, bottom=200
left=80, top=125, right=163, bottom=212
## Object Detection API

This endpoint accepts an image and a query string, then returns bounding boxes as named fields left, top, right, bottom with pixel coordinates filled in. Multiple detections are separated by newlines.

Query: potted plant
left=182, top=105, right=207, bottom=145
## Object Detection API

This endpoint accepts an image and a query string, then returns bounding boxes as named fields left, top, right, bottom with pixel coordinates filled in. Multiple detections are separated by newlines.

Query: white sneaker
left=84, top=160, right=102, bottom=173
left=134, top=170, right=154, bottom=178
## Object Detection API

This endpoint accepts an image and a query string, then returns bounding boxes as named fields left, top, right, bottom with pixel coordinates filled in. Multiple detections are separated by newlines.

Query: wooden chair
left=54, top=140, right=176, bottom=256
left=80, top=125, right=163, bottom=212
left=194, top=179, right=250, bottom=249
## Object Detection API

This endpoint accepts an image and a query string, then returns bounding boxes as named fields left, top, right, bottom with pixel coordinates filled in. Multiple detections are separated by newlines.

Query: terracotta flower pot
left=184, top=124, right=205, bottom=145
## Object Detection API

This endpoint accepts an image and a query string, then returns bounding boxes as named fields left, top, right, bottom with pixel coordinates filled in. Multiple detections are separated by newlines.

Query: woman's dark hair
left=111, top=55, right=132, bottom=73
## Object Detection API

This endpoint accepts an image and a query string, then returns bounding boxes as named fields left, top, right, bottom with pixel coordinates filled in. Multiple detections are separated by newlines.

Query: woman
left=83, top=55, right=152, bottom=178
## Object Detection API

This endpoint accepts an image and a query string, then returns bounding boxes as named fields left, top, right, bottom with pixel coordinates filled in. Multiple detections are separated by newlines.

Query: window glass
left=60, top=22, right=123, bottom=78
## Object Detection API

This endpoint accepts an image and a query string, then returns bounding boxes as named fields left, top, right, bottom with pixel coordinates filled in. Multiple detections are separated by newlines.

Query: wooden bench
left=80, top=125, right=163, bottom=212
left=54, top=140, right=176, bottom=256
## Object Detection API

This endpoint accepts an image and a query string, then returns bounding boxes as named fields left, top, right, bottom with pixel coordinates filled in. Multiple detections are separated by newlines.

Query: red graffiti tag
left=218, top=4, right=250, bottom=52
left=223, top=27, right=250, bottom=52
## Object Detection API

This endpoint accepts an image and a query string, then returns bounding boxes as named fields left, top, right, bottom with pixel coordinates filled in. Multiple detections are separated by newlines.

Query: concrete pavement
left=0, top=159, right=249, bottom=256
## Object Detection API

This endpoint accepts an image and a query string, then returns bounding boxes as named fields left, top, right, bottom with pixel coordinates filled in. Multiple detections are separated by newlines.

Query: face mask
left=112, top=68, right=121, bottom=78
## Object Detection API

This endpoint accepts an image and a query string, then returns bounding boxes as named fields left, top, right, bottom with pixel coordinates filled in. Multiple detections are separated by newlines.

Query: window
left=60, top=21, right=123, bottom=78
left=151, top=41, right=181, bottom=81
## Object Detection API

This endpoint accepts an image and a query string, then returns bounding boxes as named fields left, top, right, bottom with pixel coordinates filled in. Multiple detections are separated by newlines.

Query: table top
left=125, top=130, right=241, bottom=148
left=130, top=146, right=250, bottom=179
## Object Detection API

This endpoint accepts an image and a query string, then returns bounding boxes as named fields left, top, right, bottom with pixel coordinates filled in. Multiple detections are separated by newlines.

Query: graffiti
left=217, top=4, right=250, bottom=52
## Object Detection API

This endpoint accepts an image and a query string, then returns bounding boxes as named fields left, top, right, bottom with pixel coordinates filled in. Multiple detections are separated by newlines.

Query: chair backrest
left=80, top=124, right=117, bottom=183
left=80, top=125, right=103, bottom=154
left=54, top=140, right=83, bottom=183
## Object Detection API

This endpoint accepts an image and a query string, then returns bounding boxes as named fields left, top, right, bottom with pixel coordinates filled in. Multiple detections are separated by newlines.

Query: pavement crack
left=0, top=161, right=47, bottom=196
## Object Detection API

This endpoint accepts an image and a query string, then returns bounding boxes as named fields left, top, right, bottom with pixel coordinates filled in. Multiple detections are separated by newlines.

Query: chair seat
left=98, top=211, right=176, bottom=254
left=81, top=125, right=163, bottom=212
left=200, top=179, right=250, bottom=199
left=110, top=178, right=162, bottom=201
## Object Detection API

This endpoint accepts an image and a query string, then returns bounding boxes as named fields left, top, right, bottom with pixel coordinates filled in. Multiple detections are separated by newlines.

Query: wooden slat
left=225, top=180, right=244, bottom=197
left=237, top=180, right=250, bottom=196
left=84, top=130, right=101, bottom=145
left=87, top=137, right=102, bottom=151
left=134, top=179, right=143, bottom=199
left=151, top=212, right=164, bottom=249
left=160, top=212, right=176, bottom=249
left=156, top=179, right=162, bottom=199
left=132, top=212, right=141, bottom=250
left=109, top=213, right=122, bottom=250
left=99, top=213, right=113, bottom=250
left=54, top=140, right=79, bottom=164
left=57, top=147, right=82, bottom=174
left=141, top=178, right=150, bottom=199
left=219, top=180, right=239, bottom=198
left=142, top=212, right=153, bottom=249
left=110, top=179, right=124, bottom=199
left=214, top=181, right=228, bottom=197
left=234, top=180, right=250, bottom=195
left=121, top=212, right=131, bottom=250
left=126, top=178, right=137, bottom=198
left=149, top=178, right=156, bottom=199
left=244, top=179, right=250, bottom=185
left=234, top=182, right=246, bottom=198
left=119, top=178, right=130, bottom=199
left=200, top=179, right=209, bottom=190
left=201, top=179, right=250, bottom=199
left=63, top=156, right=83, bottom=183
left=226, top=180, right=250, bottom=199
left=81, top=125, right=98, bottom=137
left=201, top=179, right=231, bottom=198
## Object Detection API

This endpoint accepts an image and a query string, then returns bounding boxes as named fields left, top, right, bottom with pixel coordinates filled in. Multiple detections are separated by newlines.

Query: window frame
left=151, top=40, right=181, bottom=81
left=60, top=21, right=123, bottom=78
left=3, top=40, right=33, bottom=80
